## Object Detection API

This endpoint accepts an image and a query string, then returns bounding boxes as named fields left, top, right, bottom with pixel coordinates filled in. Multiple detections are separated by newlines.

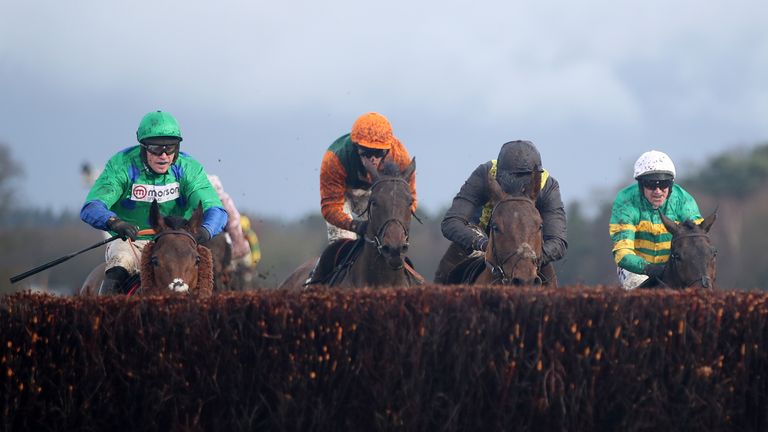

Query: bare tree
left=0, top=143, right=24, bottom=220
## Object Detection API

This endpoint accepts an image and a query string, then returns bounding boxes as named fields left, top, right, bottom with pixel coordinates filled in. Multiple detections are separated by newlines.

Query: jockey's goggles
left=356, top=146, right=388, bottom=159
left=142, top=143, right=179, bottom=156
left=641, top=179, right=673, bottom=190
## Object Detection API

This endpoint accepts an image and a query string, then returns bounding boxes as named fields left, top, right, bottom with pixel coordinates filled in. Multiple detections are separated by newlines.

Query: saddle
left=306, top=239, right=425, bottom=286
left=306, top=239, right=363, bottom=286
left=446, top=255, right=487, bottom=284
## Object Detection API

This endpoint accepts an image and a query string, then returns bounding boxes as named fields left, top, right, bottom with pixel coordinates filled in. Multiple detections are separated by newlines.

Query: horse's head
left=362, top=158, right=416, bottom=270
left=140, top=200, right=214, bottom=295
left=485, top=167, right=544, bottom=286
left=660, top=211, right=717, bottom=289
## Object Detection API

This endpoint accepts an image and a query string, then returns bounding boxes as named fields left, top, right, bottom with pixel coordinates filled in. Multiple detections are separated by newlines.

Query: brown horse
left=638, top=211, right=717, bottom=289
left=280, top=159, right=421, bottom=289
left=80, top=201, right=214, bottom=296
left=476, top=168, right=554, bottom=287
left=443, top=167, right=556, bottom=288
left=206, top=233, right=233, bottom=291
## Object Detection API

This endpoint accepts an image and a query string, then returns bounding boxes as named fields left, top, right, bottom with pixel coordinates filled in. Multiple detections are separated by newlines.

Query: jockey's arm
left=80, top=200, right=118, bottom=231
left=80, top=156, right=127, bottom=230
left=441, top=163, right=491, bottom=251
left=320, top=151, right=354, bottom=231
left=609, top=199, right=649, bottom=275
left=186, top=170, right=227, bottom=239
left=537, top=176, right=568, bottom=266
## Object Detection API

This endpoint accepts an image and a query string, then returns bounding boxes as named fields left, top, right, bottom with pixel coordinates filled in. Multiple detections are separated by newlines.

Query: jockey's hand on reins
left=107, top=217, right=139, bottom=241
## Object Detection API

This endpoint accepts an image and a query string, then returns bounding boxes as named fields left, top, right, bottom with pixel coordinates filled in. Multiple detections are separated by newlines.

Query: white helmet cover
left=633, top=150, right=676, bottom=179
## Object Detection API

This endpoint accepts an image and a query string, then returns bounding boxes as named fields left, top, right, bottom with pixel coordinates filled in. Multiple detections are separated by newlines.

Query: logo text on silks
left=131, top=182, right=180, bottom=203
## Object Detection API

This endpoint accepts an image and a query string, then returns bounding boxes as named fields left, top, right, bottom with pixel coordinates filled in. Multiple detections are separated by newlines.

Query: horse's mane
left=496, top=171, right=528, bottom=196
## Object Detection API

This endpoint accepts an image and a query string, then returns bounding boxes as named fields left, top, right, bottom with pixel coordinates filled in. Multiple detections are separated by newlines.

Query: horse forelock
left=377, top=160, right=397, bottom=176
left=681, top=219, right=700, bottom=231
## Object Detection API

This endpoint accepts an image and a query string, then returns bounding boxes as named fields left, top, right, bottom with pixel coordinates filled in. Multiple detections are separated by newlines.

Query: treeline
left=2, top=143, right=768, bottom=293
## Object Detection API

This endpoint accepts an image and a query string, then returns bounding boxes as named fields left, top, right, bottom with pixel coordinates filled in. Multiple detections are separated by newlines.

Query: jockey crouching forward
left=434, top=140, right=567, bottom=284
left=308, top=112, right=417, bottom=283
left=80, top=110, right=227, bottom=295
left=609, top=150, right=703, bottom=289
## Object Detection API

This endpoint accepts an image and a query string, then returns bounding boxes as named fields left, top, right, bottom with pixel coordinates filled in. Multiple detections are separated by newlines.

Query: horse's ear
left=150, top=199, right=167, bottom=231
left=659, top=211, right=679, bottom=236
left=488, top=168, right=507, bottom=205
left=525, top=166, right=542, bottom=201
left=362, top=157, right=380, bottom=182
left=189, top=201, right=204, bottom=232
left=402, top=157, right=416, bottom=182
left=699, top=211, right=717, bottom=233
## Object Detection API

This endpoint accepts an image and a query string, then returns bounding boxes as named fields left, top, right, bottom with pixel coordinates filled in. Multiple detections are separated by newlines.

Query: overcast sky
left=1, top=0, right=766, bottom=220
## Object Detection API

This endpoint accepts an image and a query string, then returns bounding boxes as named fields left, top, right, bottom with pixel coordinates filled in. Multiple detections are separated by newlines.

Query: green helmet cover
left=136, top=111, right=183, bottom=143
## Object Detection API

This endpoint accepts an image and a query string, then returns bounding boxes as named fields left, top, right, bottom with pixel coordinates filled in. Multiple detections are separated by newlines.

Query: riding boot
left=304, top=258, right=322, bottom=286
left=99, top=266, right=130, bottom=295
left=305, top=240, right=345, bottom=285
left=433, top=242, right=470, bottom=284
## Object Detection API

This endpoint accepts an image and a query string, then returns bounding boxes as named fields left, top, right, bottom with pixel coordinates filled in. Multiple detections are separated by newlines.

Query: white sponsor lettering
left=131, top=182, right=181, bottom=203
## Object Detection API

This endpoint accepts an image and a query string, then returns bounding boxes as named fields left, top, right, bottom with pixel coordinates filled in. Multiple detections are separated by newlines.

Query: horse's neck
left=346, top=243, right=408, bottom=287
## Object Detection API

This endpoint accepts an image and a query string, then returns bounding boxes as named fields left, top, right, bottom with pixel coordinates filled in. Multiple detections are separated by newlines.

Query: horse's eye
left=150, top=256, right=159, bottom=267
left=195, top=255, right=201, bottom=265
left=671, top=253, right=680, bottom=261
left=491, top=223, right=499, bottom=233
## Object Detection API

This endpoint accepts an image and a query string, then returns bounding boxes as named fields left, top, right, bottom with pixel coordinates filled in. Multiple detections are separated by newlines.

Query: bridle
left=665, top=232, right=716, bottom=289
left=153, top=229, right=198, bottom=245
left=362, top=177, right=412, bottom=258
left=485, top=197, right=541, bottom=285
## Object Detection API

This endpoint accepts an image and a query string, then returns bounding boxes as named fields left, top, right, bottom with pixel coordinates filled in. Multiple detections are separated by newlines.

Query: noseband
left=485, top=197, right=540, bottom=285
left=362, top=177, right=411, bottom=257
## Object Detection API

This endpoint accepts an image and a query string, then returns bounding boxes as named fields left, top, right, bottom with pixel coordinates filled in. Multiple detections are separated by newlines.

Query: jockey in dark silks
left=80, top=111, right=227, bottom=295
left=434, top=140, right=568, bottom=284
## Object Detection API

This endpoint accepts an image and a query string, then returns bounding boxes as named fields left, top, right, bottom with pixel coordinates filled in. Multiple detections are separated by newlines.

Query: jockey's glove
left=539, top=253, right=551, bottom=269
left=107, top=217, right=139, bottom=241
left=644, top=263, right=665, bottom=280
left=350, top=219, right=369, bottom=236
left=472, top=235, right=489, bottom=253
left=195, top=228, right=211, bottom=244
